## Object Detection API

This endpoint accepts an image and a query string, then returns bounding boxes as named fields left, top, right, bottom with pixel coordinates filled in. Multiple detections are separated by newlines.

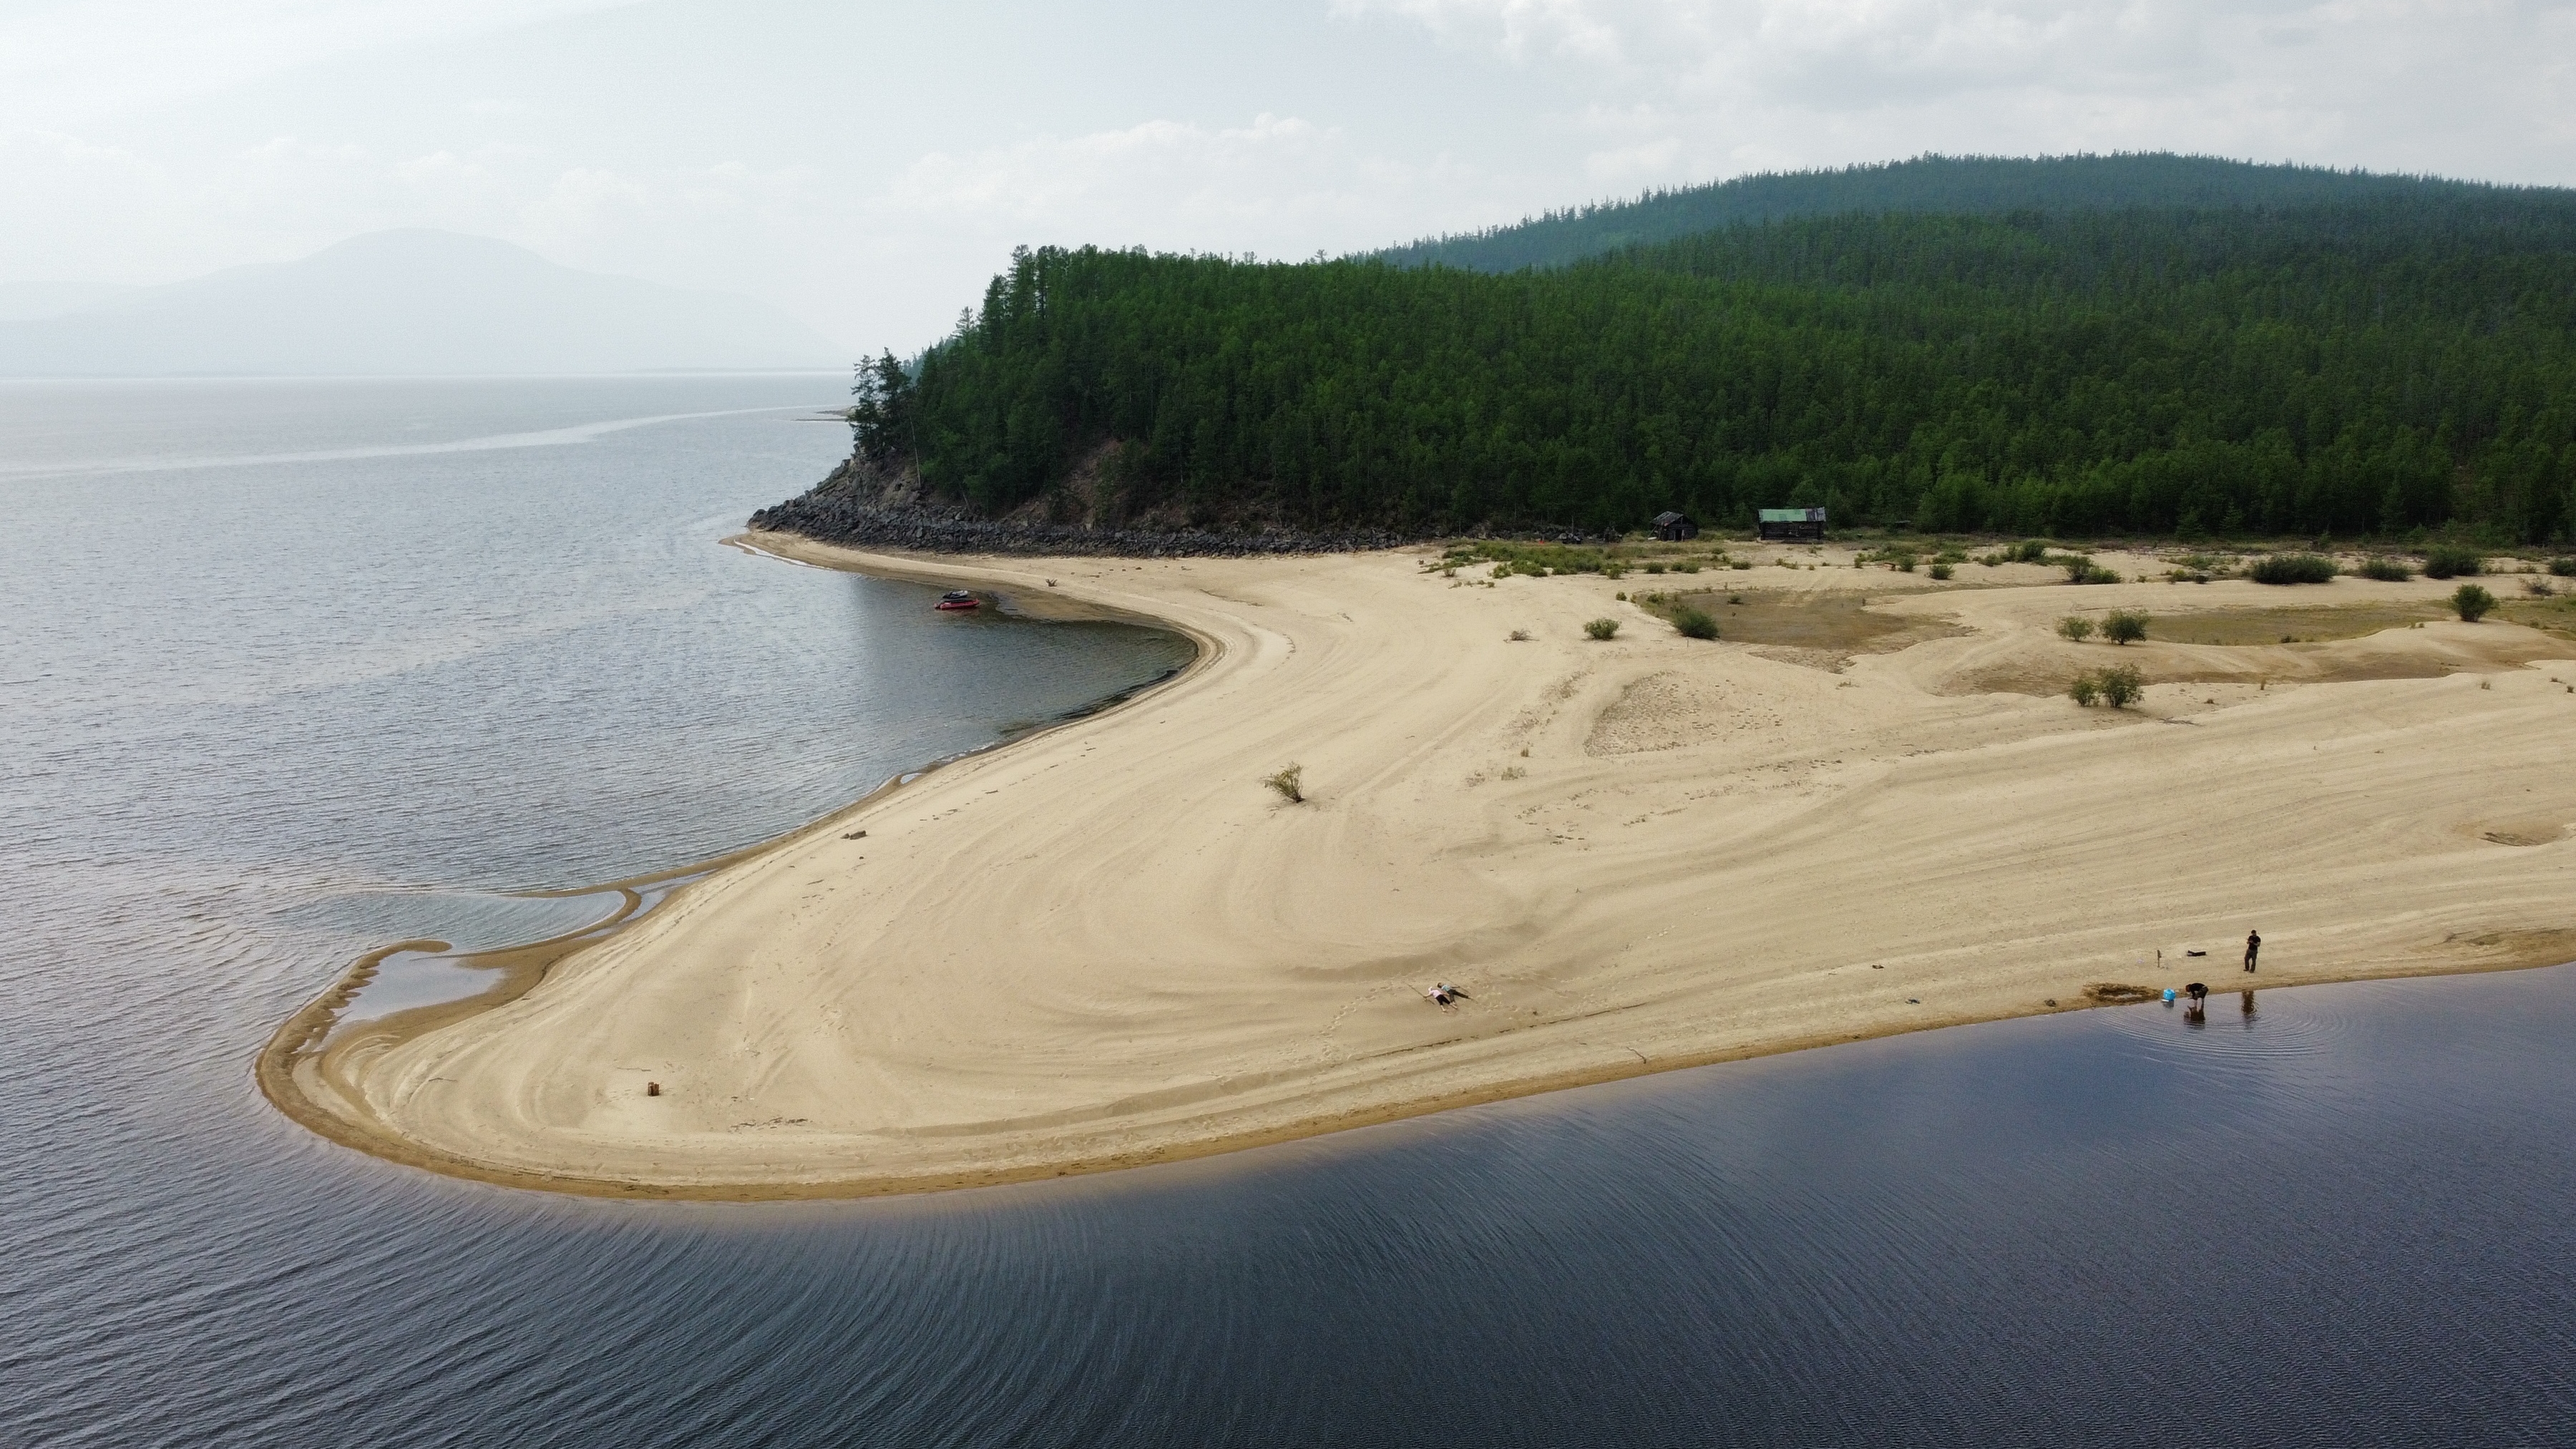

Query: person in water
left=2244, top=930, right=2262, bottom=973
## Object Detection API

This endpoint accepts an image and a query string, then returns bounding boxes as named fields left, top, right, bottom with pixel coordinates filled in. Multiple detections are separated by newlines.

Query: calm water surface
left=2, top=378, right=2570, bottom=1447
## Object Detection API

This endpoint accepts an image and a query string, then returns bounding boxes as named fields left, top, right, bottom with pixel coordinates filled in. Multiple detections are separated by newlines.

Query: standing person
left=2244, top=930, right=2261, bottom=973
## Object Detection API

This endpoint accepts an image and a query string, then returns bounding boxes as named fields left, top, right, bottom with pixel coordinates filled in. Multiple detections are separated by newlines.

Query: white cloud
left=237, top=136, right=368, bottom=165
left=1, top=1, right=2567, bottom=347
left=1340, top=0, right=2576, bottom=187
left=875, top=112, right=1508, bottom=262
left=0, top=0, right=651, bottom=128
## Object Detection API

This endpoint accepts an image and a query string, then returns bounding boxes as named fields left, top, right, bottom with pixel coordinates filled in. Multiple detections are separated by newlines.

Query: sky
left=6, top=0, right=2572, bottom=351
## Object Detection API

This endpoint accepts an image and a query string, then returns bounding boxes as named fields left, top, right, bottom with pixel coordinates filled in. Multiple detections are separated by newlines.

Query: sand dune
left=273, top=540, right=2576, bottom=1196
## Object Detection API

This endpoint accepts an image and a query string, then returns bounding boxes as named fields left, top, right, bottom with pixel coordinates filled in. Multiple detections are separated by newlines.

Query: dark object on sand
left=844, top=829, right=868, bottom=839
left=646, top=1082, right=660, bottom=1097
left=2185, top=950, right=2207, bottom=957
left=2085, top=982, right=2159, bottom=1004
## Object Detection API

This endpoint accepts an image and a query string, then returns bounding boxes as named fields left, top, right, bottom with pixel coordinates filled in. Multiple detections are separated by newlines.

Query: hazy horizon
left=9, top=1, right=2572, bottom=356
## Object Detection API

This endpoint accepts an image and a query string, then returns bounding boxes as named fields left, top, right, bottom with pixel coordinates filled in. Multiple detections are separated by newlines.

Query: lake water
left=3, top=377, right=2570, bottom=1447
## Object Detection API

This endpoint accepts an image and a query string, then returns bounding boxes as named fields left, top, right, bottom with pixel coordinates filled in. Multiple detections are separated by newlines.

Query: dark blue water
left=3, top=379, right=2570, bottom=1446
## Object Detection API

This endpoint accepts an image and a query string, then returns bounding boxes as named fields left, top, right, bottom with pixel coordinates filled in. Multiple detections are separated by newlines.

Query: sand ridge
left=275, top=538, right=2576, bottom=1196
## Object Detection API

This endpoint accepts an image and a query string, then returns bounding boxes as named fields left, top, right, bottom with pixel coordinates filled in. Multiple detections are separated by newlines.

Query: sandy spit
left=267, top=537, right=2576, bottom=1198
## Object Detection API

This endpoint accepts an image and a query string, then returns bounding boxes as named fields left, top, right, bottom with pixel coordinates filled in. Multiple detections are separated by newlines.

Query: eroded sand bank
left=273, top=537, right=2576, bottom=1196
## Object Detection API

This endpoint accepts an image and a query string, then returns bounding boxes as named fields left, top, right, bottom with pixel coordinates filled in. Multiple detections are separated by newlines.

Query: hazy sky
left=8, top=0, right=2572, bottom=349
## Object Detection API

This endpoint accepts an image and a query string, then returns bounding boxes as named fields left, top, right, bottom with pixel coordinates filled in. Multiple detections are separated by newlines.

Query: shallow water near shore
left=5, top=378, right=2573, bottom=1446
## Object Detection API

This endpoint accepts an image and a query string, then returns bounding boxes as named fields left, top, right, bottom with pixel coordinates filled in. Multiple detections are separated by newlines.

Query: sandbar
left=265, top=537, right=2576, bottom=1197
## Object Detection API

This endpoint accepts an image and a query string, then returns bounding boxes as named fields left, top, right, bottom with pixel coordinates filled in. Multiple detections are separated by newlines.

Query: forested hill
left=808, top=193, right=2576, bottom=547
left=1376, top=153, right=2541, bottom=273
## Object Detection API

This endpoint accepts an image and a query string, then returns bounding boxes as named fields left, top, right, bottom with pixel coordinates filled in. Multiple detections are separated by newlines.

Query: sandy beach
left=267, top=537, right=2576, bottom=1196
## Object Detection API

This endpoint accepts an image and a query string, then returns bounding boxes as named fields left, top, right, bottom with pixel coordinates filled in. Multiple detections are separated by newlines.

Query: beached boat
left=935, top=590, right=979, bottom=612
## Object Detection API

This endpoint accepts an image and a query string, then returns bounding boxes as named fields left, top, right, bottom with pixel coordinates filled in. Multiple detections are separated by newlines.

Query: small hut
left=1757, top=507, right=1826, bottom=542
left=1652, top=510, right=1697, bottom=542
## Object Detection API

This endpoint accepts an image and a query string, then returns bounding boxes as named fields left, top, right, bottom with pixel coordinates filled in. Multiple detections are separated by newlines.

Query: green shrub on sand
left=1584, top=618, right=1620, bottom=640
left=2070, top=664, right=2144, bottom=708
left=2103, top=610, right=2150, bottom=645
left=1672, top=605, right=1720, bottom=640
left=2058, top=615, right=2097, bottom=642
left=2357, top=557, right=2412, bottom=582
left=2452, top=583, right=2495, bottom=622
left=2421, top=545, right=2482, bottom=580
left=1262, top=763, right=1305, bottom=804
left=2248, top=553, right=2338, bottom=585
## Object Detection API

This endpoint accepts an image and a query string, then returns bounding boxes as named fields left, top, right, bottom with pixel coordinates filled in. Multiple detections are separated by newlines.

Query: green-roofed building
left=1757, top=507, right=1826, bottom=542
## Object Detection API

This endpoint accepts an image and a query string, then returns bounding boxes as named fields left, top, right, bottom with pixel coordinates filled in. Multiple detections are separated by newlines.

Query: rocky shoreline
left=749, top=458, right=1423, bottom=558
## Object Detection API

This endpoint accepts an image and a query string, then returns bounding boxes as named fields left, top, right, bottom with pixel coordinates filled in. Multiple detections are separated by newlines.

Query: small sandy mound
left=1586, top=672, right=1785, bottom=756
left=1947, top=618, right=2575, bottom=698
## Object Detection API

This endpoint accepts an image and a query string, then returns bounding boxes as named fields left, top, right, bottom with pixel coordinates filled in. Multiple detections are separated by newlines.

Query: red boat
left=935, top=590, right=979, bottom=612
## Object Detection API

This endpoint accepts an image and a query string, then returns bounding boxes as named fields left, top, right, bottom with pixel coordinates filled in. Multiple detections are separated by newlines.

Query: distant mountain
left=1379, top=153, right=2563, bottom=272
left=0, top=230, right=845, bottom=376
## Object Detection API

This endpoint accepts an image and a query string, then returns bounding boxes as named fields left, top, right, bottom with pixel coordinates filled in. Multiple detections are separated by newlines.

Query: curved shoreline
left=257, top=547, right=1225, bottom=1197
left=263, top=535, right=2576, bottom=1199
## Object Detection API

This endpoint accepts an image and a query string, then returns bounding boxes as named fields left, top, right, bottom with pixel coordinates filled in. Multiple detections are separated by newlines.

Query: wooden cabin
left=1757, top=507, right=1826, bottom=542
left=1652, top=511, right=1698, bottom=541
